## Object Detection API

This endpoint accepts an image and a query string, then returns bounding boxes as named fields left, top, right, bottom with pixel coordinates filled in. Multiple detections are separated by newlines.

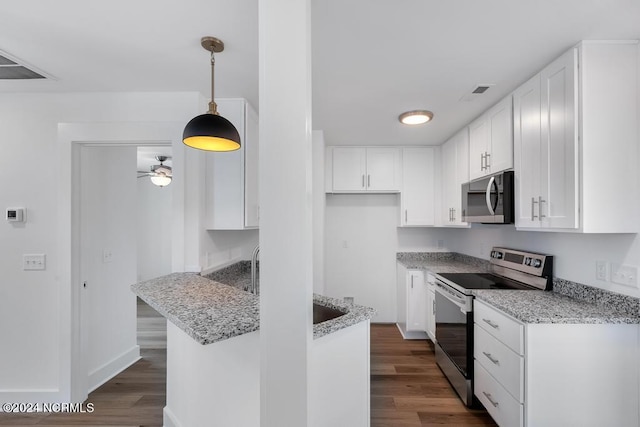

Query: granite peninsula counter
left=132, top=271, right=375, bottom=344
left=131, top=264, right=375, bottom=427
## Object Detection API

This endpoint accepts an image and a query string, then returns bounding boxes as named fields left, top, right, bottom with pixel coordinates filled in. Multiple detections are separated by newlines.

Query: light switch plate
left=23, top=254, right=46, bottom=270
left=611, top=263, right=638, bottom=288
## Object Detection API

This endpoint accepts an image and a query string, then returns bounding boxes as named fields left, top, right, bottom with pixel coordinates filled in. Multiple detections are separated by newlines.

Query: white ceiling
left=2, top=0, right=640, bottom=147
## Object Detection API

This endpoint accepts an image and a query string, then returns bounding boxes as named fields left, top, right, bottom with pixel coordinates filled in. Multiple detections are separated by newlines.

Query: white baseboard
left=164, top=405, right=182, bottom=427
left=87, top=345, right=140, bottom=393
left=396, top=323, right=428, bottom=340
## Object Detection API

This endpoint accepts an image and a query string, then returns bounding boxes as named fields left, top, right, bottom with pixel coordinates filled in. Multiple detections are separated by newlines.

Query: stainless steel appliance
left=462, top=171, right=514, bottom=224
left=433, top=247, right=553, bottom=407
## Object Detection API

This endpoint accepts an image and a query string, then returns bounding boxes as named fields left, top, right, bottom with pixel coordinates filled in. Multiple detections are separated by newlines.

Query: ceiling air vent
left=472, top=85, right=491, bottom=94
left=460, top=83, right=495, bottom=102
left=0, top=51, right=47, bottom=80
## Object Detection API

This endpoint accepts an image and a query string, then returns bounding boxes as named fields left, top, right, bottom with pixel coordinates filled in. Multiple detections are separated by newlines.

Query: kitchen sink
left=313, top=303, right=346, bottom=324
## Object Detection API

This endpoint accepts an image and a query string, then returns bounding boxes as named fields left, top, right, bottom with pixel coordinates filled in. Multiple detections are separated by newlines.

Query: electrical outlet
left=611, top=263, right=638, bottom=288
left=23, top=254, right=46, bottom=271
left=595, top=261, right=609, bottom=281
left=342, top=240, right=348, bottom=249
left=102, top=249, right=113, bottom=263
left=437, top=240, right=444, bottom=249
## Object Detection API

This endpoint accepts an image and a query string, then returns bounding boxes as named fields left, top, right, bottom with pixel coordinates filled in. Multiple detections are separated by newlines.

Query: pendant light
left=183, top=36, right=241, bottom=152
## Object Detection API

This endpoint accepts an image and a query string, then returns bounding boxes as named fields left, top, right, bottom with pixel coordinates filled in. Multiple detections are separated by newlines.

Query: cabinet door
left=540, top=48, right=579, bottom=229
left=401, top=147, right=435, bottom=226
left=207, top=99, right=247, bottom=230
left=469, top=114, right=489, bottom=181
left=366, top=147, right=401, bottom=191
left=244, top=102, right=260, bottom=227
left=441, top=137, right=456, bottom=225
left=487, top=96, right=514, bottom=175
left=426, top=288, right=436, bottom=341
left=453, top=129, right=469, bottom=225
left=513, top=74, right=542, bottom=228
left=332, top=147, right=367, bottom=191
left=407, top=271, right=427, bottom=332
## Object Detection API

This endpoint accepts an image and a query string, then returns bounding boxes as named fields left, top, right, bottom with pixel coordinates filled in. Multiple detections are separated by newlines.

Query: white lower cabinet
left=474, top=299, right=639, bottom=427
left=425, top=273, right=436, bottom=342
left=396, top=263, right=428, bottom=339
left=475, top=361, right=523, bottom=427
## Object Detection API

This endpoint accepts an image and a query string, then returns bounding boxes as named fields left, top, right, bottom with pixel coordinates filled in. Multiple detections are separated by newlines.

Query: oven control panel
left=490, top=247, right=553, bottom=279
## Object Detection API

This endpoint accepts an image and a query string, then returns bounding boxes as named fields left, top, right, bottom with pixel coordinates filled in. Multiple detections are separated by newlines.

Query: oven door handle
left=435, top=281, right=468, bottom=312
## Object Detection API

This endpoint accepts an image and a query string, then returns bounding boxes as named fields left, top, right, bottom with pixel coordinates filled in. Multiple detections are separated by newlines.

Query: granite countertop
left=396, top=252, right=489, bottom=273
left=473, top=289, right=640, bottom=325
left=398, top=251, right=640, bottom=325
left=132, top=267, right=376, bottom=345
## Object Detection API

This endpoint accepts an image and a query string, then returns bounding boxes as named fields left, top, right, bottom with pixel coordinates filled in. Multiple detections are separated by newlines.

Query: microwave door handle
left=485, top=176, right=496, bottom=215
left=491, top=178, right=500, bottom=212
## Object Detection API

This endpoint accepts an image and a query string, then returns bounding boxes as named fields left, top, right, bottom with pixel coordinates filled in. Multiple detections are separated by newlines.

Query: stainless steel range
left=433, top=247, right=553, bottom=407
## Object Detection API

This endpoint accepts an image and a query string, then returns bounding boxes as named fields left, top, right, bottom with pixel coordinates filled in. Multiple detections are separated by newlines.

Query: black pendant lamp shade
left=183, top=113, right=241, bottom=152
left=183, top=36, right=241, bottom=152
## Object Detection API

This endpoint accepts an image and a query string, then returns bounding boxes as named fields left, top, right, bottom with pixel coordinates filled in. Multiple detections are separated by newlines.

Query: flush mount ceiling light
left=399, top=110, right=434, bottom=125
left=183, top=36, right=241, bottom=152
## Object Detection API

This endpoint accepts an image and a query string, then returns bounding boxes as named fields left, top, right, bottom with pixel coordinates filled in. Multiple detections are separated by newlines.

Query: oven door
left=434, top=281, right=473, bottom=378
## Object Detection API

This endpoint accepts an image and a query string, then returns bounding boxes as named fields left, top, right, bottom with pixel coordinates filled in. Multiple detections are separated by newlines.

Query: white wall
left=325, top=194, right=640, bottom=325
left=201, top=229, right=259, bottom=271
left=137, top=178, right=173, bottom=282
left=324, top=194, right=449, bottom=322
left=0, top=91, right=201, bottom=401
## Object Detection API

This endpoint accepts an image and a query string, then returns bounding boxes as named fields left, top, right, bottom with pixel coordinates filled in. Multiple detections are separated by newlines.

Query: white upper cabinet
left=469, top=96, right=513, bottom=181
left=328, top=147, right=402, bottom=193
left=205, top=98, right=259, bottom=230
left=469, top=96, right=514, bottom=181
left=400, top=147, right=435, bottom=227
left=441, top=128, right=470, bottom=227
left=514, top=41, right=638, bottom=232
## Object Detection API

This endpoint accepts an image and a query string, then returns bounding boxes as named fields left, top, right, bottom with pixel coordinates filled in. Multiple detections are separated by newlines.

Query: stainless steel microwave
left=461, top=171, right=514, bottom=224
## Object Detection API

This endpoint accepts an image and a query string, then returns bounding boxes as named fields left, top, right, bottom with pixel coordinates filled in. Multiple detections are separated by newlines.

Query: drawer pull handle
left=482, top=391, right=499, bottom=408
left=482, top=318, right=499, bottom=329
left=482, top=351, right=500, bottom=365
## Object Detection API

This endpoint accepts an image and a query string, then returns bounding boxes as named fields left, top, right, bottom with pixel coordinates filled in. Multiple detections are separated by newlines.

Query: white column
left=258, top=0, right=313, bottom=426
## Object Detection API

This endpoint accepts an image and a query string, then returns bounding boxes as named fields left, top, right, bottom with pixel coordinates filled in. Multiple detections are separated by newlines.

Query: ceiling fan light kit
left=138, top=155, right=172, bottom=187
left=183, top=36, right=241, bottom=152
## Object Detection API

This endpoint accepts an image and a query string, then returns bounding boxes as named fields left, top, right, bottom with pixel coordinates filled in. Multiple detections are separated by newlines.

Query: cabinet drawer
left=474, top=300, right=523, bottom=354
left=475, top=361, right=523, bottom=427
left=474, top=325, right=524, bottom=402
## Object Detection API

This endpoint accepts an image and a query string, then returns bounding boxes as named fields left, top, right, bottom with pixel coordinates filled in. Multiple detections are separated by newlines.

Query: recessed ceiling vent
left=460, top=83, right=495, bottom=101
left=472, top=85, right=491, bottom=94
left=0, top=51, right=47, bottom=80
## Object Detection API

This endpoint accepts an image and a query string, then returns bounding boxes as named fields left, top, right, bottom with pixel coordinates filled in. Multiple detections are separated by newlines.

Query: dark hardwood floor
left=370, top=324, right=496, bottom=427
left=0, top=310, right=495, bottom=426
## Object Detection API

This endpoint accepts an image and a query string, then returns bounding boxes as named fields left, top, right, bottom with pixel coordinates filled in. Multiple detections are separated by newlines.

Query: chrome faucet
left=251, top=244, right=260, bottom=295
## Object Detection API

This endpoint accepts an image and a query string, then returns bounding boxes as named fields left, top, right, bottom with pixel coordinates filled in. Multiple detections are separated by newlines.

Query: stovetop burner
left=437, top=272, right=537, bottom=291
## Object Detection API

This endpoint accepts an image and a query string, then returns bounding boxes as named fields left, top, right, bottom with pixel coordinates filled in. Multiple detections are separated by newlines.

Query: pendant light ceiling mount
left=182, top=36, right=241, bottom=152
left=201, top=36, right=224, bottom=53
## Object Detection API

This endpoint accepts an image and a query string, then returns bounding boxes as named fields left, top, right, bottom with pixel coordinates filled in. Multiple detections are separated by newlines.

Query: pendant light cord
left=208, top=49, right=218, bottom=115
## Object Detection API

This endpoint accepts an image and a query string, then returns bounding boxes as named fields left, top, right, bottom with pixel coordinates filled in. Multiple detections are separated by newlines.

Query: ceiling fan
left=138, top=155, right=172, bottom=187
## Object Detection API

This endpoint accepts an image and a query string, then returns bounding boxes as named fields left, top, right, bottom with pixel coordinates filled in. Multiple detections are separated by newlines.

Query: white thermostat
left=7, top=207, right=25, bottom=222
